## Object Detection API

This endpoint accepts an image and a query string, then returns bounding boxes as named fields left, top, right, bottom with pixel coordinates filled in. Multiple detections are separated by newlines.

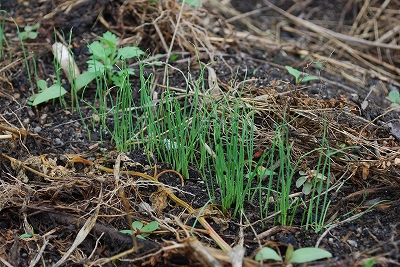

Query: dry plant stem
left=262, top=0, right=400, bottom=50
left=114, top=154, right=139, bottom=250
left=52, top=185, right=103, bottom=267
left=29, top=237, right=49, bottom=267
left=0, top=257, right=13, bottom=267
left=163, top=0, right=184, bottom=85
left=0, top=123, right=50, bottom=142
left=1, top=154, right=55, bottom=181
left=0, top=134, right=13, bottom=140
left=90, top=247, right=139, bottom=266
left=67, top=155, right=232, bottom=252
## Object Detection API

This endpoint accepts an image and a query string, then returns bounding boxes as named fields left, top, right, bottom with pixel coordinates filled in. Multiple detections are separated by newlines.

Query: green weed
left=285, top=66, right=319, bottom=84
left=120, top=221, right=159, bottom=239
left=28, top=79, right=67, bottom=106
left=386, top=90, right=400, bottom=107
left=255, top=244, right=332, bottom=263
left=18, top=23, right=39, bottom=40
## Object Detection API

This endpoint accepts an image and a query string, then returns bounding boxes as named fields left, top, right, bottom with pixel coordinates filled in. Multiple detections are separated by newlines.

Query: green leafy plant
left=120, top=221, right=158, bottom=239
left=255, top=244, right=332, bottom=263
left=386, top=90, right=400, bottom=107
left=285, top=66, right=319, bottom=84
left=296, top=169, right=327, bottom=195
left=18, top=23, right=40, bottom=40
left=77, top=31, right=145, bottom=150
left=28, top=79, right=67, bottom=106
left=79, top=31, right=144, bottom=90
left=362, top=258, right=375, bottom=267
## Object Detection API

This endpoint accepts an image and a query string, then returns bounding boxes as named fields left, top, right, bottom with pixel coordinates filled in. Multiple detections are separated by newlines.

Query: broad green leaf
left=301, top=75, right=319, bottom=82
left=390, top=102, right=399, bottom=107
left=296, top=176, right=307, bottom=188
left=257, top=167, right=276, bottom=178
left=315, top=173, right=325, bottom=179
left=20, top=233, right=32, bottom=239
left=100, top=31, right=118, bottom=48
left=88, top=41, right=107, bottom=60
left=74, top=71, right=99, bottom=91
left=18, top=32, right=27, bottom=40
left=183, top=0, right=202, bottom=8
left=302, top=182, right=312, bottom=195
left=288, top=247, right=332, bottom=263
left=255, top=247, right=282, bottom=261
left=120, top=230, right=133, bottom=235
left=285, top=244, right=294, bottom=263
left=136, top=234, right=147, bottom=239
left=117, top=46, right=145, bottom=59
left=28, top=31, right=38, bottom=39
left=24, top=25, right=33, bottom=31
left=132, top=221, right=143, bottom=230
left=388, top=90, right=400, bottom=102
left=25, top=23, right=39, bottom=31
left=37, top=80, right=47, bottom=90
left=170, top=54, right=179, bottom=61
left=141, top=221, right=158, bottom=233
left=32, top=84, right=67, bottom=106
left=87, top=59, right=105, bottom=73
left=285, top=66, right=301, bottom=79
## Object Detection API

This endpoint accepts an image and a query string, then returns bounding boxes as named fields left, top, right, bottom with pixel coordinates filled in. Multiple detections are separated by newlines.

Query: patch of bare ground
left=0, top=0, right=399, bottom=266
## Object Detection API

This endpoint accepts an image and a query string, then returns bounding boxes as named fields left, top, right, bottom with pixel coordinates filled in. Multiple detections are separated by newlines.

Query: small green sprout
left=255, top=244, right=332, bottom=263
left=181, top=0, right=202, bottom=8
left=19, top=224, right=35, bottom=239
left=245, top=166, right=276, bottom=180
left=120, top=221, right=158, bottom=239
left=18, top=23, right=40, bottom=40
left=285, top=66, right=319, bottom=84
left=386, top=90, right=400, bottom=108
left=28, top=79, right=67, bottom=106
left=362, top=258, right=375, bottom=267
left=296, top=169, right=327, bottom=195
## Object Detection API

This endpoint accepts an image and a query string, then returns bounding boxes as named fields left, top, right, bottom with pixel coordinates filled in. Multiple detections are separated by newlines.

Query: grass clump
left=206, top=96, right=255, bottom=215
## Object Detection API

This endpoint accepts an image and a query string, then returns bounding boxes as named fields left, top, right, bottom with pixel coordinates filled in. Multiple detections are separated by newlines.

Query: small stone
left=347, top=239, right=357, bottom=247
left=33, top=126, right=41, bottom=133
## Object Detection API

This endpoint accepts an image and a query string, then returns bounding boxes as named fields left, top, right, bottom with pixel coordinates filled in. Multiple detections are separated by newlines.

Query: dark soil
left=1, top=1, right=399, bottom=267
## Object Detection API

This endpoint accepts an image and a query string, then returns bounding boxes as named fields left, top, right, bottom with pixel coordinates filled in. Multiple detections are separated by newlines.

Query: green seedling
left=28, top=79, right=67, bottom=106
left=18, top=23, right=40, bottom=40
left=285, top=66, right=319, bottom=84
left=296, top=169, right=327, bottom=195
left=255, top=244, right=332, bottom=263
left=76, top=31, right=144, bottom=91
left=362, top=258, right=375, bottom=267
left=245, top=165, right=276, bottom=180
left=386, top=90, right=400, bottom=107
left=169, top=53, right=179, bottom=61
left=120, top=221, right=158, bottom=239
left=19, top=224, right=35, bottom=239
left=181, top=0, right=202, bottom=8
